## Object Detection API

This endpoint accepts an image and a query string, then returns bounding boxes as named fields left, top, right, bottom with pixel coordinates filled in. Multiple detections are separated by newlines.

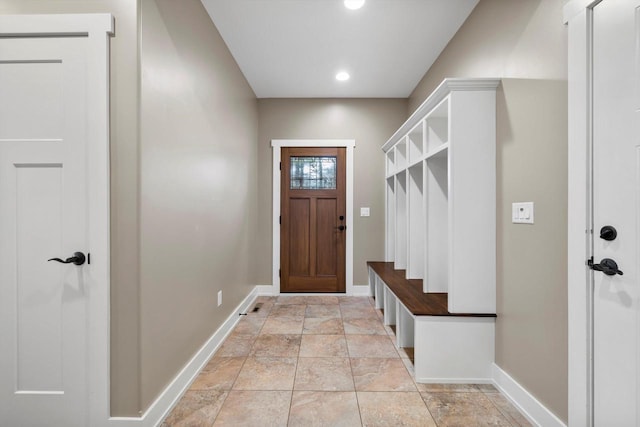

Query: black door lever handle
left=590, top=258, right=623, bottom=276
left=48, top=252, right=86, bottom=266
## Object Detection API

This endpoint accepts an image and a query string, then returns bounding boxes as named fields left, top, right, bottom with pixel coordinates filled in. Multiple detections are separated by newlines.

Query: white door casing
left=271, top=140, right=356, bottom=295
left=0, top=14, right=112, bottom=426
left=566, top=1, right=640, bottom=425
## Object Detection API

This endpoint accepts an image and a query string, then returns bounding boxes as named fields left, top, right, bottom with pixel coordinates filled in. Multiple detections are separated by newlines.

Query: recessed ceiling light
left=336, top=71, right=350, bottom=81
left=344, top=0, right=365, bottom=10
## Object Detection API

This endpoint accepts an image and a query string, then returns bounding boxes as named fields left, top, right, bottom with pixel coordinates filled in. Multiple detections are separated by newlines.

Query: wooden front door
left=281, top=147, right=346, bottom=292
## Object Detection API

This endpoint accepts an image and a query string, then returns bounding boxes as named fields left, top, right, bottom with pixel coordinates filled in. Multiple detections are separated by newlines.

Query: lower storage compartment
left=368, top=262, right=496, bottom=384
left=413, top=316, right=495, bottom=383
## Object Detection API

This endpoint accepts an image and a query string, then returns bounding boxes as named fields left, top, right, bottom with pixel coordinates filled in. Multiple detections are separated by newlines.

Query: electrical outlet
left=217, top=290, right=222, bottom=307
left=512, top=202, right=534, bottom=224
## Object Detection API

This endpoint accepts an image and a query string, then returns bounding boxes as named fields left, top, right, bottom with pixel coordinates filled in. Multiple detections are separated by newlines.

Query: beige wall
left=0, top=0, right=142, bottom=415
left=409, top=0, right=568, bottom=421
left=139, top=0, right=258, bottom=411
left=256, top=99, right=407, bottom=287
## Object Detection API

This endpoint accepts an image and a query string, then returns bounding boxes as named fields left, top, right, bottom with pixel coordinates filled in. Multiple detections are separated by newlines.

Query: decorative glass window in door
left=290, top=156, right=337, bottom=190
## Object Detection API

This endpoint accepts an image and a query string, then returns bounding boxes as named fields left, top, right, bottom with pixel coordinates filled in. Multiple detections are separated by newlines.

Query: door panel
left=0, top=36, right=89, bottom=425
left=592, top=0, right=640, bottom=424
left=281, top=147, right=346, bottom=292
left=317, top=198, right=338, bottom=276
left=289, top=198, right=311, bottom=276
left=16, top=164, right=65, bottom=391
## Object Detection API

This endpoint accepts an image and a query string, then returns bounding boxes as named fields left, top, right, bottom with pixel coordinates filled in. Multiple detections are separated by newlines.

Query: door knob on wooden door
left=48, top=251, right=86, bottom=266
left=336, top=225, right=346, bottom=231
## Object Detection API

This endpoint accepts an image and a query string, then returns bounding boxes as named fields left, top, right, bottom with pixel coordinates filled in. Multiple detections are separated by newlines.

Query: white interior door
left=0, top=36, right=93, bottom=426
left=592, top=0, right=640, bottom=424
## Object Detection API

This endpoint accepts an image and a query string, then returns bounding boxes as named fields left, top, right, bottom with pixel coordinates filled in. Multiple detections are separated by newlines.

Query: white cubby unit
left=382, top=77, right=499, bottom=314
left=368, top=78, right=499, bottom=384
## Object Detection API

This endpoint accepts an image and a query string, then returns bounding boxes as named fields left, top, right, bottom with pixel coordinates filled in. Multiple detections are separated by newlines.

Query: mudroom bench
left=367, top=261, right=496, bottom=384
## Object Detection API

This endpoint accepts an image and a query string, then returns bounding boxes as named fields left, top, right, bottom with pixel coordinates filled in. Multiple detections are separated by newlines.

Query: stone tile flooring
left=161, top=295, right=531, bottom=427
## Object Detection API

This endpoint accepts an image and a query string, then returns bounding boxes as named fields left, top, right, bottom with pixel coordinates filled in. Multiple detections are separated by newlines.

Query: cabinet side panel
left=448, top=90, right=497, bottom=313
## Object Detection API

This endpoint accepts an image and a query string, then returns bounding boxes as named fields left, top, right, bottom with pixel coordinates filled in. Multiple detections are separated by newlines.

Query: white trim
left=350, top=285, right=371, bottom=296
left=0, top=14, right=114, bottom=427
left=271, top=139, right=355, bottom=295
left=0, top=13, right=114, bottom=35
left=255, top=285, right=278, bottom=296
left=272, top=139, right=356, bottom=148
left=107, top=288, right=258, bottom=426
left=566, top=5, right=593, bottom=426
left=563, top=0, right=600, bottom=23
left=492, top=364, right=567, bottom=427
left=416, top=377, right=493, bottom=384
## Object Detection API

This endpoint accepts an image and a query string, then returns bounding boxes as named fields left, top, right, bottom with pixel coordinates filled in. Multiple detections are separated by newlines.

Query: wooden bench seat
left=367, top=261, right=496, bottom=384
left=367, top=261, right=496, bottom=317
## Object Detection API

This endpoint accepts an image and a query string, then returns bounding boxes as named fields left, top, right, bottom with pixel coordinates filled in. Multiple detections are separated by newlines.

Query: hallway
left=162, top=296, right=530, bottom=426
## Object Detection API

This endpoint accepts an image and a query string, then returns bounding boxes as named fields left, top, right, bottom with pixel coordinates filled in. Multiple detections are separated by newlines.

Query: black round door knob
left=600, top=225, right=617, bottom=241
left=48, top=251, right=86, bottom=266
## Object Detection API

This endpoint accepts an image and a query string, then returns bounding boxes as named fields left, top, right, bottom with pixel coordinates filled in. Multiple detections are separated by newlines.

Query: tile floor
left=161, top=295, right=531, bottom=427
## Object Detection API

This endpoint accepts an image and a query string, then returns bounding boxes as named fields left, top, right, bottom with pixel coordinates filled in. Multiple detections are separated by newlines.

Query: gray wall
left=139, top=0, right=258, bottom=411
left=256, top=99, right=407, bottom=287
left=409, top=0, right=568, bottom=421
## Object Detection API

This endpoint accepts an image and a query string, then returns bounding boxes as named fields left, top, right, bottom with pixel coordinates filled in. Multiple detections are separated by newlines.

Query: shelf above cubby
left=386, top=148, right=396, bottom=177
left=407, top=157, right=424, bottom=170
left=425, top=143, right=449, bottom=161
left=396, top=138, right=407, bottom=171
left=407, top=121, right=425, bottom=164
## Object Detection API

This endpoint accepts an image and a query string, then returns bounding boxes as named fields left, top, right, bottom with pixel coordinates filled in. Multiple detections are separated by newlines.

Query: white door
left=0, top=36, right=92, bottom=426
left=592, top=0, right=640, bottom=424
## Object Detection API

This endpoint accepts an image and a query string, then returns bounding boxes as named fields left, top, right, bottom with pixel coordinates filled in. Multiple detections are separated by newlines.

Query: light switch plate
left=512, top=202, right=534, bottom=224
left=360, top=207, right=370, bottom=217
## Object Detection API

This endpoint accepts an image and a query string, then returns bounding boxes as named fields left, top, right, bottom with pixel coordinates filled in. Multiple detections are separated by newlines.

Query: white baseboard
left=492, top=363, right=566, bottom=427
left=415, top=377, right=492, bottom=384
left=108, top=287, right=258, bottom=427
left=351, top=284, right=372, bottom=296
left=255, top=285, right=277, bottom=295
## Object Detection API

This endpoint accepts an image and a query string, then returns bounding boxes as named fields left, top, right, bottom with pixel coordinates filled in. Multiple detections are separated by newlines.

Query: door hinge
left=279, top=215, right=281, bottom=225
left=280, top=162, right=282, bottom=171
left=279, top=269, right=281, bottom=278
left=587, top=256, right=594, bottom=268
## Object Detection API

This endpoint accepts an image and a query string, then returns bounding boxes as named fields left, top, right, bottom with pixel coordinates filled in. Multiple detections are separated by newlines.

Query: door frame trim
left=0, top=13, right=114, bottom=424
left=565, top=1, right=599, bottom=425
left=271, top=139, right=355, bottom=295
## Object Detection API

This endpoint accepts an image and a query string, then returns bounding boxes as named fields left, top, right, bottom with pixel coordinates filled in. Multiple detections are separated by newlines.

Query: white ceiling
left=201, top=0, right=479, bottom=98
